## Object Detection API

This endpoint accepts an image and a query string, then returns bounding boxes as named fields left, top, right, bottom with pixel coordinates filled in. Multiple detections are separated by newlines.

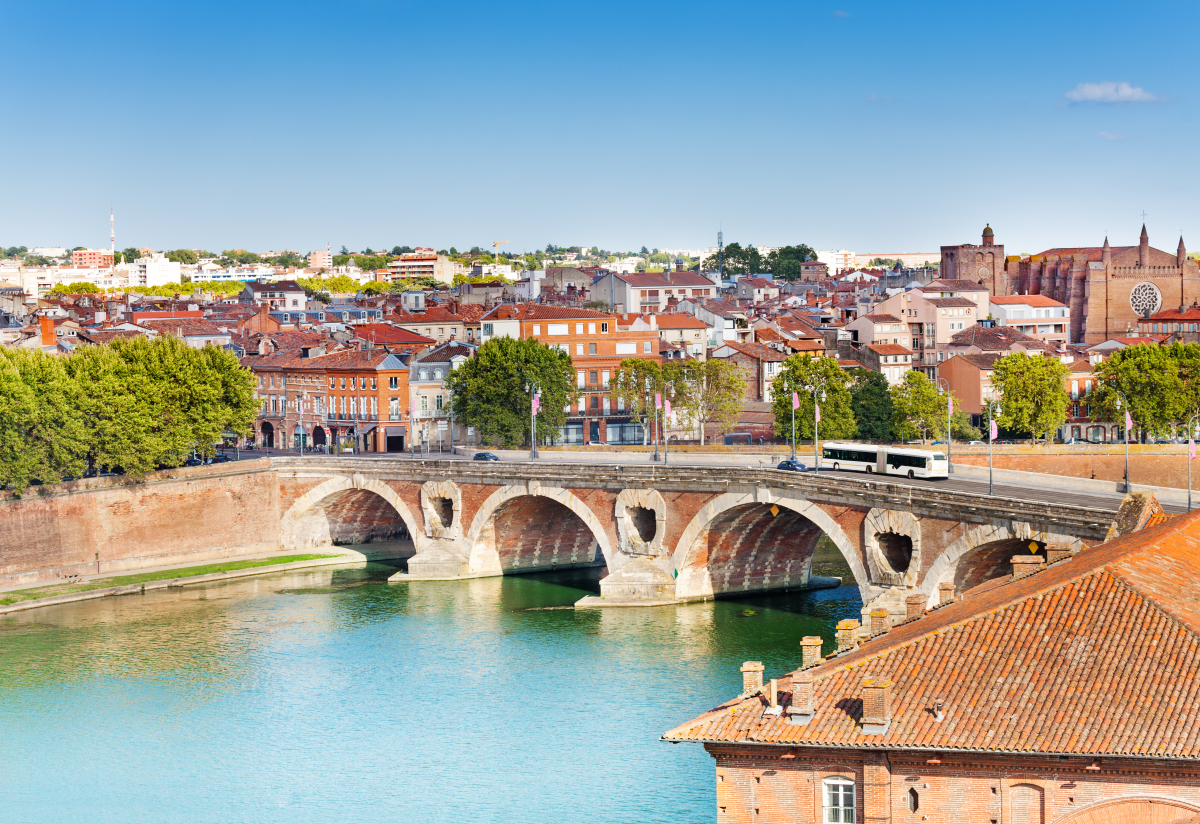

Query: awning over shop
left=386, top=426, right=406, bottom=436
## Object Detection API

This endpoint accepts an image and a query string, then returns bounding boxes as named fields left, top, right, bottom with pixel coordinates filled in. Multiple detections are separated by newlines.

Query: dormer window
left=419, top=370, right=427, bottom=380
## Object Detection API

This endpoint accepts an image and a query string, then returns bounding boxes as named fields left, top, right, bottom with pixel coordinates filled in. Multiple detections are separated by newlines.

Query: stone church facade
left=940, top=224, right=1005, bottom=296
left=944, top=224, right=1198, bottom=344
left=1007, top=226, right=1197, bottom=344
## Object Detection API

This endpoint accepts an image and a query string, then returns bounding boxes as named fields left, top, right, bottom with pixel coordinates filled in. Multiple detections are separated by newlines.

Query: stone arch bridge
left=273, top=457, right=1116, bottom=616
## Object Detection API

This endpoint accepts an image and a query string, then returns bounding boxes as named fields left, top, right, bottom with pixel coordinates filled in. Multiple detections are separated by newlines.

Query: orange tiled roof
left=665, top=511, right=1200, bottom=758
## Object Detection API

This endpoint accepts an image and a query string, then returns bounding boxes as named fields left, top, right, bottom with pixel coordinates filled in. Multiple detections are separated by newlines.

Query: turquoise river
left=0, top=559, right=861, bottom=823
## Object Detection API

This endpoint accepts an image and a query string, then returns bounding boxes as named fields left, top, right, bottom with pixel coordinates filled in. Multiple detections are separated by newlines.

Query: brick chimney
left=787, top=671, right=815, bottom=725
left=905, top=593, right=927, bottom=620
left=869, top=608, right=890, bottom=635
left=937, top=580, right=955, bottom=605
left=800, top=636, right=823, bottom=668
left=1045, top=542, right=1073, bottom=564
left=1011, top=554, right=1044, bottom=579
left=39, top=315, right=55, bottom=347
left=741, top=661, right=764, bottom=697
left=836, top=619, right=861, bottom=651
left=861, top=678, right=893, bottom=733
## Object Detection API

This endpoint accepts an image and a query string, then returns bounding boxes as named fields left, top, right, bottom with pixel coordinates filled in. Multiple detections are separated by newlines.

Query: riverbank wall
left=0, top=460, right=281, bottom=587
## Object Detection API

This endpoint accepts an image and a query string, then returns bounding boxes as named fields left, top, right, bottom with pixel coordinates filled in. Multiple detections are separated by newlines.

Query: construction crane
left=492, top=240, right=509, bottom=260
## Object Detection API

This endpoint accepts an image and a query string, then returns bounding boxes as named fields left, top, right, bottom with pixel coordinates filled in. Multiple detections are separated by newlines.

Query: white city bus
left=821, top=442, right=949, bottom=480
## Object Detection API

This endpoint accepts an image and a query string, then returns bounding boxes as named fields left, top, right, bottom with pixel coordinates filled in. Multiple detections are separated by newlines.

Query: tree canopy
left=770, top=355, right=856, bottom=442
left=667, top=358, right=745, bottom=445
left=765, top=245, right=817, bottom=281
left=0, top=338, right=256, bottom=493
left=1091, top=342, right=1200, bottom=437
left=991, top=351, right=1071, bottom=439
left=849, top=368, right=893, bottom=440
left=446, top=337, right=577, bottom=448
left=889, top=370, right=947, bottom=443
left=611, top=358, right=664, bottom=445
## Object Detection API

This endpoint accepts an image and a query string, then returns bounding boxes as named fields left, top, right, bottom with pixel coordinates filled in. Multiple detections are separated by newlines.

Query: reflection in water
left=0, top=561, right=862, bottom=823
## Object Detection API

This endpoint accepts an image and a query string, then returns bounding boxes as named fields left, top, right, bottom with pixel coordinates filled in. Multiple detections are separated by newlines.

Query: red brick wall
left=0, top=461, right=281, bottom=586
left=698, top=504, right=823, bottom=595
left=956, top=453, right=1199, bottom=491
left=706, top=745, right=1200, bottom=823
left=491, top=496, right=599, bottom=571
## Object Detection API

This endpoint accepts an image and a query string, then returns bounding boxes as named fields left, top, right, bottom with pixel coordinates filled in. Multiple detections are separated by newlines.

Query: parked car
left=996, top=440, right=1015, bottom=445
left=473, top=451, right=501, bottom=462
left=183, top=456, right=204, bottom=467
left=208, top=454, right=232, bottom=464
left=776, top=459, right=812, bottom=472
left=967, top=440, right=985, bottom=446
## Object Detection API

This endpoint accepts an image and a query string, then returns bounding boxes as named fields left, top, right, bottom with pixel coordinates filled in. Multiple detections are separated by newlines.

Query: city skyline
left=4, top=0, right=1197, bottom=253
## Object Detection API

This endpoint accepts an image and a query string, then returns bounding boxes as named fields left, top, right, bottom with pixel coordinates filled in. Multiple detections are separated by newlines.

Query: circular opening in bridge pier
left=876, top=532, right=913, bottom=573
left=435, top=497, right=454, bottom=528
left=630, top=506, right=657, bottom=543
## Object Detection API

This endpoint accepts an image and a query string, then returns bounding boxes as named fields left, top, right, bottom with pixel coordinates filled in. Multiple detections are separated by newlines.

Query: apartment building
left=590, top=269, right=716, bottom=314
left=989, top=295, right=1071, bottom=344
left=71, top=248, right=114, bottom=268
left=861, top=279, right=990, bottom=376
left=519, top=305, right=661, bottom=445
left=243, top=348, right=412, bottom=453
left=387, top=248, right=455, bottom=283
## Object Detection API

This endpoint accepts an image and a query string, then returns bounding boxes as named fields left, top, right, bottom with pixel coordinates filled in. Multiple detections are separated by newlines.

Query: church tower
left=1139, top=224, right=1150, bottom=268
left=1179, top=236, right=1188, bottom=268
left=982, top=224, right=994, bottom=247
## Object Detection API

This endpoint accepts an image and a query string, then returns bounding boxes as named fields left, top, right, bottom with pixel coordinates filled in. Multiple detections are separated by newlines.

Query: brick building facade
left=1007, top=226, right=1199, bottom=345
left=665, top=508, right=1200, bottom=823
left=940, top=224, right=1005, bottom=297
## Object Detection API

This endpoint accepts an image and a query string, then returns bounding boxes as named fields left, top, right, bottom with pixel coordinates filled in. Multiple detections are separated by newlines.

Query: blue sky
left=3, top=0, right=1196, bottom=256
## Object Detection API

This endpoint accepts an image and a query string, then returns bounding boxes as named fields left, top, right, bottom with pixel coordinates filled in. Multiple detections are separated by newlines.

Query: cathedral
left=945, top=224, right=1198, bottom=344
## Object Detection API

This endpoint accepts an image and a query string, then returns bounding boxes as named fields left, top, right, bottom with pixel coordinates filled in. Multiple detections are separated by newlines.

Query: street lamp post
left=807, top=385, right=826, bottom=469
left=937, top=377, right=952, bottom=471
left=649, top=378, right=660, bottom=462
left=790, top=386, right=797, bottom=462
left=1115, top=393, right=1130, bottom=493
left=1189, top=413, right=1199, bottom=512
left=988, top=398, right=1002, bottom=496
left=662, top=389, right=670, bottom=466
left=525, top=381, right=539, bottom=461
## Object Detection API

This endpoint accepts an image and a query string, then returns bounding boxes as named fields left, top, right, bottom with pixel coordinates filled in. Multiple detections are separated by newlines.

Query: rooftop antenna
left=718, top=230, right=723, bottom=281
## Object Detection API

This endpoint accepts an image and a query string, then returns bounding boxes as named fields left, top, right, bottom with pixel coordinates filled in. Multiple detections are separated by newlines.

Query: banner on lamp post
left=532, top=392, right=540, bottom=416
left=815, top=404, right=821, bottom=424
left=664, top=399, right=672, bottom=417
left=655, top=393, right=662, bottom=410
left=990, top=419, right=998, bottom=440
left=792, top=391, right=800, bottom=410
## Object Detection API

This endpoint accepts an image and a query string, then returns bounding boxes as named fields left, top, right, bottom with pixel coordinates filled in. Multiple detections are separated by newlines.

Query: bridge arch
left=670, top=491, right=869, bottom=602
left=465, top=483, right=613, bottom=576
left=920, top=521, right=1083, bottom=604
left=280, top=475, right=421, bottom=551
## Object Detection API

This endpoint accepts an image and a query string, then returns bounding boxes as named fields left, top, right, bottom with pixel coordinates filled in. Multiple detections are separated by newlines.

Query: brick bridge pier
left=273, top=457, right=1114, bottom=617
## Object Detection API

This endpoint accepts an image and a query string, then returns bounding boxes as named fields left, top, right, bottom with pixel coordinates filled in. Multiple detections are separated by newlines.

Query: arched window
left=907, top=787, right=919, bottom=812
left=823, top=777, right=856, bottom=823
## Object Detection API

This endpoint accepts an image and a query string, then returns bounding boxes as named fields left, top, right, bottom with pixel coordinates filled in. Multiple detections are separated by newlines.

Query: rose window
left=1129, top=282, right=1162, bottom=317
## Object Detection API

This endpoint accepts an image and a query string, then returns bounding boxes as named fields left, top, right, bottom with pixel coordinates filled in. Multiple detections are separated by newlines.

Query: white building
left=816, top=249, right=856, bottom=274
left=126, top=253, right=181, bottom=288
left=988, top=295, right=1071, bottom=345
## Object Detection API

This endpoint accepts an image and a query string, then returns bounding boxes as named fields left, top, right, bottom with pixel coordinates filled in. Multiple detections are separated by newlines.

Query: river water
left=0, top=560, right=861, bottom=823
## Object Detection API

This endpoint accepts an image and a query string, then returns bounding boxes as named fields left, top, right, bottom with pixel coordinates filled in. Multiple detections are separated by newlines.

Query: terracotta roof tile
left=665, top=512, right=1200, bottom=758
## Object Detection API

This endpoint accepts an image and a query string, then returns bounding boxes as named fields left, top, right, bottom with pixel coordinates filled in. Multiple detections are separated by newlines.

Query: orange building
left=243, top=347, right=413, bottom=453
left=516, top=305, right=662, bottom=444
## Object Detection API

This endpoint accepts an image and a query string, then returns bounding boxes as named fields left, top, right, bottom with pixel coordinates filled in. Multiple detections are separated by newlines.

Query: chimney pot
left=937, top=580, right=955, bottom=605
left=800, top=636, right=823, bottom=668
left=835, top=619, right=861, bottom=650
left=1045, top=542, right=1073, bottom=564
left=740, top=661, right=765, bottom=696
left=764, top=678, right=780, bottom=715
left=787, top=671, right=815, bottom=724
left=905, top=593, right=927, bottom=619
left=869, top=608, right=890, bottom=635
left=861, top=677, right=893, bottom=732
left=1011, top=554, right=1044, bottom=579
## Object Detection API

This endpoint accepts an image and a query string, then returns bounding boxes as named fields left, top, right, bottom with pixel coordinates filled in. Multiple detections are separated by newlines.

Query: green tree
left=47, top=282, right=102, bottom=296
left=611, top=358, right=663, bottom=445
left=765, top=245, right=817, bottom=281
left=353, top=255, right=389, bottom=271
left=122, top=247, right=141, bottom=263
left=702, top=242, right=763, bottom=277
left=446, top=337, right=576, bottom=448
left=951, top=407, right=981, bottom=440
left=1091, top=343, right=1191, bottom=439
left=670, top=358, right=745, bottom=445
left=391, top=246, right=413, bottom=256
left=849, top=368, right=893, bottom=440
left=770, top=355, right=856, bottom=443
left=166, top=249, right=199, bottom=265
left=991, top=351, right=1071, bottom=440
left=889, top=370, right=946, bottom=443
left=0, top=350, right=88, bottom=491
